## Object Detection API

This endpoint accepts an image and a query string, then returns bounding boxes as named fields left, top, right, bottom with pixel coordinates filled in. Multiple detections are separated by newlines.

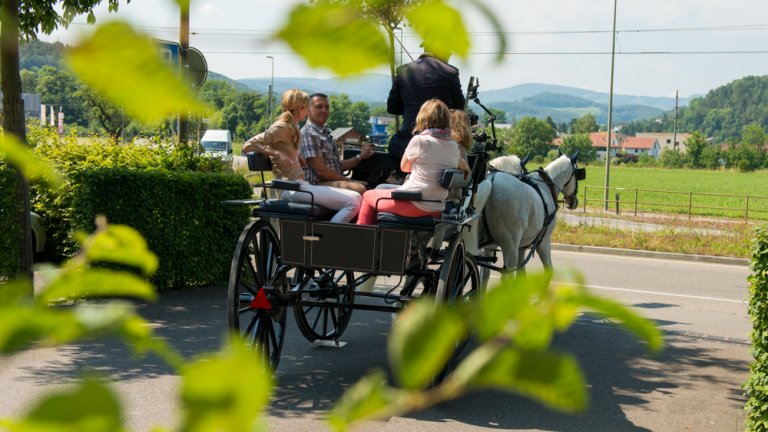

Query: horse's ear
left=570, top=149, right=580, bottom=162
left=558, top=148, right=563, bottom=157
left=521, top=153, right=530, bottom=168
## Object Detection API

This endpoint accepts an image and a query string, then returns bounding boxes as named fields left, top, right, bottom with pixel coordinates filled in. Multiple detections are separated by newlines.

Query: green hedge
left=71, top=168, right=251, bottom=290
left=746, top=224, right=768, bottom=430
left=0, top=165, right=19, bottom=278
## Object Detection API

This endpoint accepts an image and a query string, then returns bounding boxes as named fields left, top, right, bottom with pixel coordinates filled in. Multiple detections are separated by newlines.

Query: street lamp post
left=266, top=56, right=274, bottom=122
left=604, top=0, right=618, bottom=211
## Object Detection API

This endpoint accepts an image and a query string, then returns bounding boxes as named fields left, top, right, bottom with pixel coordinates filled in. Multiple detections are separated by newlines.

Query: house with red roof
left=621, top=136, right=660, bottom=159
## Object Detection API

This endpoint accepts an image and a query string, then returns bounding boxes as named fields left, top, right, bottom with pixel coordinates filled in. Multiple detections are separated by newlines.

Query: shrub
left=0, top=165, right=19, bottom=277
left=746, top=224, right=768, bottom=431
left=70, top=168, right=251, bottom=290
left=28, top=125, right=230, bottom=259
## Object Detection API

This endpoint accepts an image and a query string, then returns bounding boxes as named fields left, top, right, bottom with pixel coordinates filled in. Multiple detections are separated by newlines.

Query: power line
left=202, top=50, right=768, bottom=55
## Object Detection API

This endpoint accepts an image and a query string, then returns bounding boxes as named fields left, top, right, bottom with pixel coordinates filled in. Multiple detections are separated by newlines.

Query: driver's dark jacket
left=386, top=54, right=465, bottom=160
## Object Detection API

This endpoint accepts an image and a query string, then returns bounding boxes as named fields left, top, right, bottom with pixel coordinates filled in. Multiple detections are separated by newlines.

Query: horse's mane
left=489, top=155, right=524, bottom=174
left=544, top=155, right=573, bottom=180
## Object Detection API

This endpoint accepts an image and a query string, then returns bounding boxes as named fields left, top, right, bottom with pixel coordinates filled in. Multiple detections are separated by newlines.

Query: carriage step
left=313, top=340, right=348, bottom=348
left=474, top=255, right=498, bottom=263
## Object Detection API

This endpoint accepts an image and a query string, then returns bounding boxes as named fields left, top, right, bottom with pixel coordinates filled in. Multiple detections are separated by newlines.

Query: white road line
left=488, top=275, right=746, bottom=304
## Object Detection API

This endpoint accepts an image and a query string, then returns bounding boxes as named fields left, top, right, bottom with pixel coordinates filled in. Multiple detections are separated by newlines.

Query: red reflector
left=249, top=288, right=272, bottom=310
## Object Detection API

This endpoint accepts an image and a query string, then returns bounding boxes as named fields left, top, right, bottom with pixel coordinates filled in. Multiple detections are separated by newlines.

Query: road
left=0, top=251, right=752, bottom=432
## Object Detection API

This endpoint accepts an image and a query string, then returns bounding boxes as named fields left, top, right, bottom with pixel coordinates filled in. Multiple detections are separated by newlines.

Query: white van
left=200, top=129, right=232, bottom=160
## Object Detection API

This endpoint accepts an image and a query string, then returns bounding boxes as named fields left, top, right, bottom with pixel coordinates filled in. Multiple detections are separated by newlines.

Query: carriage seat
left=241, top=152, right=333, bottom=219
left=376, top=168, right=471, bottom=228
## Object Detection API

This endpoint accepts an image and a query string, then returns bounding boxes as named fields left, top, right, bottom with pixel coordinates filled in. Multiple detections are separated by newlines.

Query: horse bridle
left=559, top=163, right=586, bottom=207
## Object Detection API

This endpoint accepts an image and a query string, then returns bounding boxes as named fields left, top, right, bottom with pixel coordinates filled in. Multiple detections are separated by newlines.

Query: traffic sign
left=155, top=39, right=179, bottom=67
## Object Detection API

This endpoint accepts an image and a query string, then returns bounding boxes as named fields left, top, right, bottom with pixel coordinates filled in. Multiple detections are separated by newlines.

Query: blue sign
left=155, top=39, right=179, bottom=67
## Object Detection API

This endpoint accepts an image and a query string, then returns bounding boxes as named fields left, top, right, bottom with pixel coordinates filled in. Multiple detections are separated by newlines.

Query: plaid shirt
left=300, top=120, right=342, bottom=184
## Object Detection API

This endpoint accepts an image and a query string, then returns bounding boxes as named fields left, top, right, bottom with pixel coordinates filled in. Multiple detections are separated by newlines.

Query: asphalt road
left=0, top=250, right=752, bottom=432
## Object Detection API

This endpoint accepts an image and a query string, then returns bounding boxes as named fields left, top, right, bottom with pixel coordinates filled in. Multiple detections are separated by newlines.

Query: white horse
left=467, top=151, right=584, bottom=276
left=488, top=154, right=529, bottom=175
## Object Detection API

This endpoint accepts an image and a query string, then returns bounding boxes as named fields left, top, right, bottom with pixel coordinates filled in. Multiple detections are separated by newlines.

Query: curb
left=552, top=243, right=750, bottom=267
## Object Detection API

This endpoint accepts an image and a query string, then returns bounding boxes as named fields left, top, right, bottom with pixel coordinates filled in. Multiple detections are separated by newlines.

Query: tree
left=659, top=148, right=688, bottom=168
left=742, top=122, right=766, bottom=149
left=699, top=145, right=723, bottom=170
left=560, top=134, right=597, bottom=162
left=78, top=86, right=131, bottom=142
left=685, top=131, right=707, bottom=168
left=509, top=116, right=557, bottom=158
left=34, top=65, right=87, bottom=126
left=571, top=113, right=599, bottom=134
left=326, top=93, right=372, bottom=135
left=2, top=0, right=124, bottom=279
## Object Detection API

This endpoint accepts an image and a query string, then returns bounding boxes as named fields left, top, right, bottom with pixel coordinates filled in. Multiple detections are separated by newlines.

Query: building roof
left=589, top=132, right=625, bottom=148
left=622, top=136, right=657, bottom=150
left=331, top=127, right=357, bottom=140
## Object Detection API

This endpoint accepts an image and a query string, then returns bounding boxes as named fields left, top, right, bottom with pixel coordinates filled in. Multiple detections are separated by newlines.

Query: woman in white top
left=356, top=99, right=470, bottom=225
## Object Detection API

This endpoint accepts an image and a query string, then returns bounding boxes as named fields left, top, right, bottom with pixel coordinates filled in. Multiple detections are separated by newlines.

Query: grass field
left=578, top=164, right=768, bottom=220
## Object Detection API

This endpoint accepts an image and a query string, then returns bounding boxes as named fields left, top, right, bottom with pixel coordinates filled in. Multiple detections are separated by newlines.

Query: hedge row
left=71, top=168, right=251, bottom=290
left=0, top=166, right=19, bottom=278
left=746, top=224, right=768, bottom=430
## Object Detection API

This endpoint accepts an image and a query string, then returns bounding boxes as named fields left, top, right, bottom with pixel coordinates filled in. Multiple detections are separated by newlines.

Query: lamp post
left=266, top=55, right=274, bottom=122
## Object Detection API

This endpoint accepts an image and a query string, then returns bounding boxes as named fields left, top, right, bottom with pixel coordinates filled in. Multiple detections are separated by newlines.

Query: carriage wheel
left=228, top=220, right=287, bottom=370
left=432, top=234, right=481, bottom=384
left=293, top=268, right=355, bottom=342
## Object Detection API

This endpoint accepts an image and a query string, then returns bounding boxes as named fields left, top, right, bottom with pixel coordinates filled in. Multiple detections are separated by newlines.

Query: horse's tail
left=474, top=177, right=493, bottom=212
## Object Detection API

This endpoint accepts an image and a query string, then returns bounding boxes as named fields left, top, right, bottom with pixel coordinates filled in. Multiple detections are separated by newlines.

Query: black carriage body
left=279, top=220, right=411, bottom=275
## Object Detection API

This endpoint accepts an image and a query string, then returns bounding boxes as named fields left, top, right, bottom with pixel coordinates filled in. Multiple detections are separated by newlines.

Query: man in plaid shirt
left=300, top=93, right=374, bottom=194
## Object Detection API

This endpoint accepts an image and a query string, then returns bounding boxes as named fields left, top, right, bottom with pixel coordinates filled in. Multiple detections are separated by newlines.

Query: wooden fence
left=583, top=186, right=768, bottom=220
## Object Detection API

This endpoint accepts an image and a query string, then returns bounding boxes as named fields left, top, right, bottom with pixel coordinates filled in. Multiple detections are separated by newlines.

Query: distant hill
left=238, top=74, right=393, bottom=102
left=621, top=75, right=768, bottom=142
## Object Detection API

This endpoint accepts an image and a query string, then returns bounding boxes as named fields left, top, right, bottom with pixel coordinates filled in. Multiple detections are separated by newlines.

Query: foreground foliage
left=746, top=224, right=768, bottom=431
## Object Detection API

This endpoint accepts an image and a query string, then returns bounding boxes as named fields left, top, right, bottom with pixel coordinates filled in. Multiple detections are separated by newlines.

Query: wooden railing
left=583, top=186, right=768, bottom=220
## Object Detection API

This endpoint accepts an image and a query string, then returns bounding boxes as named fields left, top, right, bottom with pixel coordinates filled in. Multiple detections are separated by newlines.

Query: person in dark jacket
left=386, top=46, right=466, bottom=162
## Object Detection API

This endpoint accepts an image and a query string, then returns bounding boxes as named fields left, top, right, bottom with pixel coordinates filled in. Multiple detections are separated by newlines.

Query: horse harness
left=483, top=167, right=560, bottom=270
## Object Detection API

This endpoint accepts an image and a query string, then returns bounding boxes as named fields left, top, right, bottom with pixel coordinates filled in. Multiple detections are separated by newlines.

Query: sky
left=39, top=0, right=768, bottom=98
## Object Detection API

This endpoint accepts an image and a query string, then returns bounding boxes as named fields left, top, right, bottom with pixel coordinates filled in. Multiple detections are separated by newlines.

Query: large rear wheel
left=228, top=220, right=287, bottom=370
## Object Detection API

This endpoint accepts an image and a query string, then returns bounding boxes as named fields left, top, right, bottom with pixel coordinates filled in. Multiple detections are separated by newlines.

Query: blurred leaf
left=40, top=268, right=156, bottom=303
left=276, top=3, right=390, bottom=75
left=514, top=307, right=555, bottom=350
left=180, top=338, right=272, bottom=432
left=66, top=21, right=209, bottom=124
left=464, top=0, right=507, bottom=62
left=11, top=378, right=125, bottom=432
left=576, top=293, right=664, bottom=353
left=476, top=273, right=549, bottom=341
left=406, top=1, right=469, bottom=60
left=388, top=300, right=466, bottom=389
left=0, top=135, right=63, bottom=186
left=118, top=315, right=183, bottom=370
left=84, top=222, right=159, bottom=276
left=0, top=304, right=58, bottom=353
left=328, top=370, right=404, bottom=432
left=0, top=279, right=34, bottom=305
left=470, top=347, right=588, bottom=413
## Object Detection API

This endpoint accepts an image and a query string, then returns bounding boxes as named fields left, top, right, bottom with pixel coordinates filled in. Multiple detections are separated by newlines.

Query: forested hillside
left=621, top=75, right=768, bottom=142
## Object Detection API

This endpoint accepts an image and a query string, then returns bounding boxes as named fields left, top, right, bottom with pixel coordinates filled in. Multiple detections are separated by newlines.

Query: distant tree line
left=13, top=39, right=371, bottom=143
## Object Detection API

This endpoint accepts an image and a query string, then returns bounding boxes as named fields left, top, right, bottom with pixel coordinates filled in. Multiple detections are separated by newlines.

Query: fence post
left=615, top=193, right=620, bottom=215
left=634, top=189, right=638, bottom=217
left=746, top=194, right=750, bottom=221
left=688, top=192, right=693, bottom=220
left=583, top=186, right=587, bottom=214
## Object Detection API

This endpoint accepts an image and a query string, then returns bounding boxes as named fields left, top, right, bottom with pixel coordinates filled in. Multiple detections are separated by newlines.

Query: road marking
left=488, top=274, right=746, bottom=303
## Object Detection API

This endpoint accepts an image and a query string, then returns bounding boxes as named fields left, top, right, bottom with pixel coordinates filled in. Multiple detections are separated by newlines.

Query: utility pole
left=177, top=3, right=189, bottom=145
left=267, top=56, right=274, bottom=122
left=604, top=0, right=618, bottom=211
left=672, top=89, right=679, bottom=151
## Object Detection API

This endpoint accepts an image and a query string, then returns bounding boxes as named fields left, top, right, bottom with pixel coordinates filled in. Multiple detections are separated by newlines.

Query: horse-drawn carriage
left=223, top=78, right=585, bottom=371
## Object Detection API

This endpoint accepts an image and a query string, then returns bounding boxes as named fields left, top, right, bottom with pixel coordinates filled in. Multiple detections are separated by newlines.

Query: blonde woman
left=357, top=99, right=469, bottom=225
left=242, top=89, right=361, bottom=223
left=450, top=109, right=472, bottom=161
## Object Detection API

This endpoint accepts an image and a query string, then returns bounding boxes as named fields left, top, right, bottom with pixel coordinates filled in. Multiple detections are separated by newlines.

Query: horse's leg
left=537, top=239, right=553, bottom=269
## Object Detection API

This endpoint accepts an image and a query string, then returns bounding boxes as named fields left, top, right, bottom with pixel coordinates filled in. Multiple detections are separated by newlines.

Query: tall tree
left=509, top=116, right=557, bottom=158
left=1, top=0, right=125, bottom=279
left=684, top=130, right=707, bottom=168
left=571, top=113, right=599, bottom=134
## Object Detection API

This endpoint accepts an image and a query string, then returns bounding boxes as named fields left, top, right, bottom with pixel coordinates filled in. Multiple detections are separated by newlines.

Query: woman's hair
left=277, top=89, right=310, bottom=146
left=413, top=99, right=451, bottom=134
left=450, top=109, right=472, bottom=151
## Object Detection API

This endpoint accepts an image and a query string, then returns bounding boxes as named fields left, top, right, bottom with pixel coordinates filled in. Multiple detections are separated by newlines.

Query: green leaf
left=388, top=299, right=466, bottom=389
left=12, top=378, right=125, bottom=432
left=577, top=293, right=665, bottom=353
left=0, top=304, right=57, bottom=353
left=65, top=21, right=209, bottom=124
left=84, top=222, right=159, bottom=276
left=40, top=268, right=156, bottom=303
left=470, top=347, right=588, bottom=413
left=180, top=338, right=273, bottom=432
left=476, top=273, right=550, bottom=341
left=328, top=370, right=403, bottom=432
left=276, top=3, right=390, bottom=75
left=406, top=1, right=470, bottom=60
left=0, top=135, right=63, bottom=186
